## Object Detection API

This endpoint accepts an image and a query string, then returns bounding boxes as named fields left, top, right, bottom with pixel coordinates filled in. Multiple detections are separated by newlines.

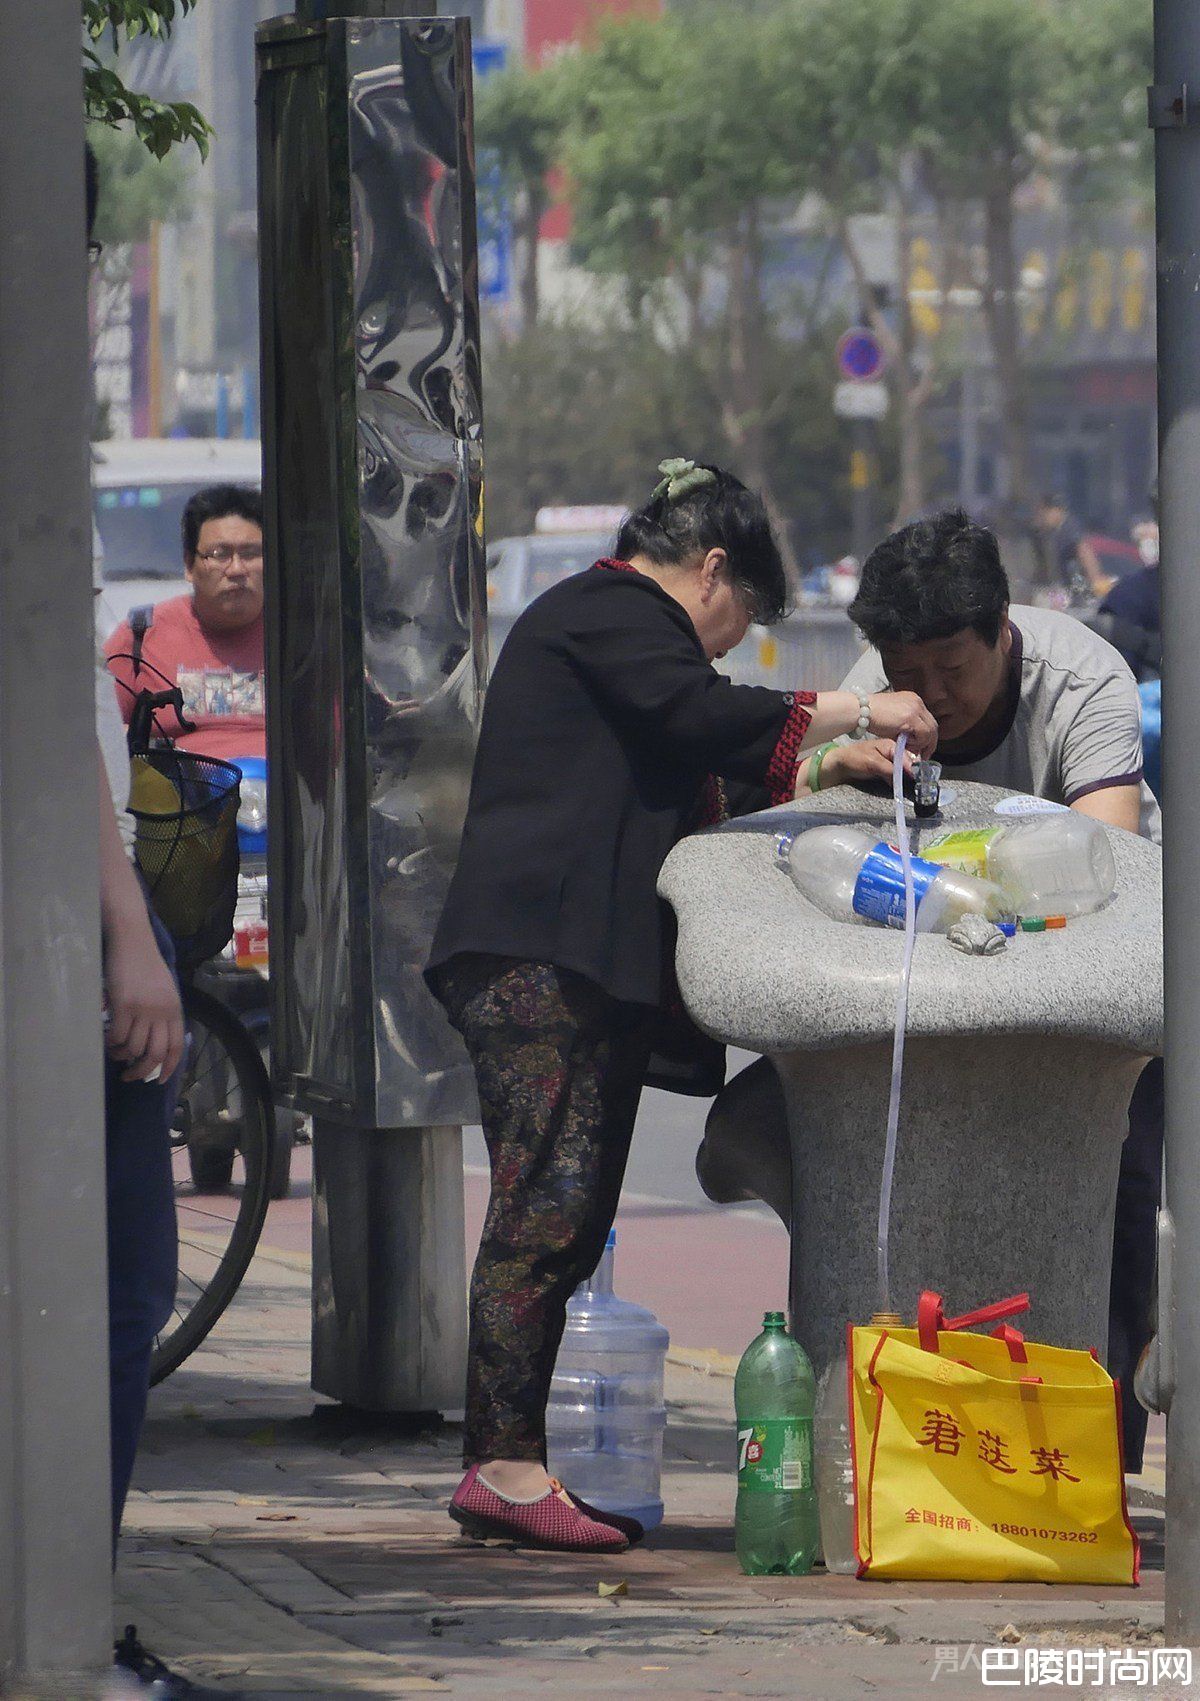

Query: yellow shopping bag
left=848, top=1291, right=1139, bottom=1584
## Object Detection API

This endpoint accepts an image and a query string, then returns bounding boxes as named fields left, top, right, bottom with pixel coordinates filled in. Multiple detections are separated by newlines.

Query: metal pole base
left=311, top=1121, right=467, bottom=1412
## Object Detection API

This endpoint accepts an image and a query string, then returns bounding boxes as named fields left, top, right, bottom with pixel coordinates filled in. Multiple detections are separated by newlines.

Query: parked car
left=487, top=527, right=619, bottom=664
left=93, top=437, right=262, bottom=637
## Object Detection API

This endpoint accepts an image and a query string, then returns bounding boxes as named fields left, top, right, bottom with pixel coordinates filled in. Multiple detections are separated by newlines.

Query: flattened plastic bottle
left=776, top=825, right=1007, bottom=932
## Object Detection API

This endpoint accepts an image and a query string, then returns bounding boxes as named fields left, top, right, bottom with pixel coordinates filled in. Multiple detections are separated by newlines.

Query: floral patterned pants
left=435, top=955, right=653, bottom=1464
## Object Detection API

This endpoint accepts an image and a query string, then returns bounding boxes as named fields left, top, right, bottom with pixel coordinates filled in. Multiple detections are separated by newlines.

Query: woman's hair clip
left=651, top=456, right=718, bottom=504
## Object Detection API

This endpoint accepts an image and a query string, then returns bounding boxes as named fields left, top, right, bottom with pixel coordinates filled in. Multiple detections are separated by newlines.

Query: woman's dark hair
left=615, top=465, right=788, bottom=625
left=849, top=508, right=1010, bottom=648
left=182, top=483, right=264, bottom=559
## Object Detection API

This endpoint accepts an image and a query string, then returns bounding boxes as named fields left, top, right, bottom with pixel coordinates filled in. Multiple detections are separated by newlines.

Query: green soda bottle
left=734, top=1310, right=818, bottom=1575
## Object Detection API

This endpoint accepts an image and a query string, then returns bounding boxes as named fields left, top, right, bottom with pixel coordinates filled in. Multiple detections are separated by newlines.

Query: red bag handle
left=917, top=1289, right=1031, bottom=1355
left=990, top=1322, right=1029, bottom=1364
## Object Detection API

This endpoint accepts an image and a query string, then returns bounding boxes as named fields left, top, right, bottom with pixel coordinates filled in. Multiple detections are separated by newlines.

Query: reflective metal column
left=257, top=11, right=482, bottom=1411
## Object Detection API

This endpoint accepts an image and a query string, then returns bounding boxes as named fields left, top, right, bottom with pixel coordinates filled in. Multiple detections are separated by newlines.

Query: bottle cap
left=870, top=1311, right=905, bottom=1326
left=762, top=1310, right=787, bottom=1328
left=1045, top=915, right=1067, bottom=929
left=996, top=920, right=1017, bottom=937
left=1020, top=916, right=1046, bottom=933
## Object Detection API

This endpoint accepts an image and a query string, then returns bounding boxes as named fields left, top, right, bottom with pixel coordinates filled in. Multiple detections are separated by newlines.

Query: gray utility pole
left=0, top=0, right=114, bottom=1687
left=1152, top=0, right=1200, bottom=1648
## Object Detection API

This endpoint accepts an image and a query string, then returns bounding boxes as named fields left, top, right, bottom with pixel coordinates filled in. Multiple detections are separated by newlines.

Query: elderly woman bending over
left=427, top=460, right=936, bottom=1552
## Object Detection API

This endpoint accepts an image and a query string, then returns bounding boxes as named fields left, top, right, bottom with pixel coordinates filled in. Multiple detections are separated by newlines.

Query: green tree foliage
left=474, top=61, right=571, bottom=328
left=87, top=121, right=190, bottom=244
left=874, top=0, right=1151, bottom=509
left=482, top=314, right=881, bottom=565
left=548, top=9, right=825, bottom=574
left=84, top=0, right=211, bottom=158
left=481, top=0, right=1149, bottom=548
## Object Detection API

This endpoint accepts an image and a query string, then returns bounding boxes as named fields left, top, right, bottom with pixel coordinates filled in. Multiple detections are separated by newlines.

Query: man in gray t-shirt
left=789, top=509, right=1160, bottom=1469
left=803, top=513, right=1159, bottom=843
left=838, top=602, right=1160, bottom=842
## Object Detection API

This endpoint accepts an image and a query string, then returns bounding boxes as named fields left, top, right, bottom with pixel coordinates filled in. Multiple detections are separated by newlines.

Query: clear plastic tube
left=876, top=733, right=916, bottom=1316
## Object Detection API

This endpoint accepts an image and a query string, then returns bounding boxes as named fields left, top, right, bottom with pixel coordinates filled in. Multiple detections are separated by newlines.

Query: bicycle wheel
left=150, top=982, right=273, bottom=1384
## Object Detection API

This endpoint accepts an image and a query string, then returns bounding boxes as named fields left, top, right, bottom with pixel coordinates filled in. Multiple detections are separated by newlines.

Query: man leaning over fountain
left=705, top=508, right=1161, bottom=1471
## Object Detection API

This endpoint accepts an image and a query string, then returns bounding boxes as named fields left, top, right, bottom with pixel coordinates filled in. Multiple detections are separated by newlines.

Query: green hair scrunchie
left=651, top=456, right=718, bottom=504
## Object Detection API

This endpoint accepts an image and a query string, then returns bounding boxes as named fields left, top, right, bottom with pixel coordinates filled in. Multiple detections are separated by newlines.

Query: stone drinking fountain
left=658, top=781, right=1163, bottom=1378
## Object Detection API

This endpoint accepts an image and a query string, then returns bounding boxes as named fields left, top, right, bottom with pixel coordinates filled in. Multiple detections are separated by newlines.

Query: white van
left=93, top=438, right=262, bottom=637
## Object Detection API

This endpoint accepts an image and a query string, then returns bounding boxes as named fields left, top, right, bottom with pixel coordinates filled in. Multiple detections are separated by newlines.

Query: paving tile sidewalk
left=114, top=1238, right=1177, bottom=1701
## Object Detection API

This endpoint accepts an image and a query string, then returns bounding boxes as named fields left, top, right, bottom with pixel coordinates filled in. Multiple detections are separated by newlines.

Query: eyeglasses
left=196, top=544, right=264, bottom=566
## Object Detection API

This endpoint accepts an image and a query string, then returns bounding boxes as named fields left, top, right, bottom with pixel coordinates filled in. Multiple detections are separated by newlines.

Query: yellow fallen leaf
left=598, top=1579, right=629, bottom=1598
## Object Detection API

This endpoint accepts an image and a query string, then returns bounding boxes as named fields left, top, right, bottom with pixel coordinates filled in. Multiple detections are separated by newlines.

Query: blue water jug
left=546, top=1231, right=669, bottom=1530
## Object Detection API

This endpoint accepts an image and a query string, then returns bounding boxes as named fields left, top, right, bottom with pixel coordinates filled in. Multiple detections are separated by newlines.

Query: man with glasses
left=105, top=484, right=265, bottom=761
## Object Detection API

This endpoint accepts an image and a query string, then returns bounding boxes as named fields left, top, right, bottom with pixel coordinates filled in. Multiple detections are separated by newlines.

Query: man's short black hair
left=848, top=508, right=1010, bottom=649
left=182, top=484, right=263, bottom=559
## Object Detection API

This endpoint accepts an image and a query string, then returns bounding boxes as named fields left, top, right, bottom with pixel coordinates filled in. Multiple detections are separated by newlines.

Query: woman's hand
left=820, top=738, right=914, bottom=791
left=865, top=691, right=938, bottom=757
left=105, top=930, right=185, bottom=1084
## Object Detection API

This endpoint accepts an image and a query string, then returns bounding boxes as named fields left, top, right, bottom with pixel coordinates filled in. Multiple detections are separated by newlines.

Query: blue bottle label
left=852, top=842, right=939, bottom=928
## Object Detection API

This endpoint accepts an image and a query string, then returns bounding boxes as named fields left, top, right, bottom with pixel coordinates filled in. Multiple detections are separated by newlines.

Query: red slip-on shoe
left=449, top=1465, right=628, bottom=1552
left=565, top=1493, right=645, bottom=1545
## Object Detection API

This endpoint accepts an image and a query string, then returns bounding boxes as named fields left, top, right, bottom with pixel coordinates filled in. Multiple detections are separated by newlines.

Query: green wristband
left=808, top=742, right=837, bottom=793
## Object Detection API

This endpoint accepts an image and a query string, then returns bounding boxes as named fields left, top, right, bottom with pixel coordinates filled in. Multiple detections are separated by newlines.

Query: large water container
left=546, top=1231, right=669, bottom=1530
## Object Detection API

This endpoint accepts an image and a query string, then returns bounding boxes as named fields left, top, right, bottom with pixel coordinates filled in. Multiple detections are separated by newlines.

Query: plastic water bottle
left=814, top=1355, right=858, bottom=1574
left=734, top=1312, right=818, bottom=1575
left=546, top=1231, right=669, bottom=1531
left=924, top=813, right=1116, bottom=920
left=776, top=824, right=1007, bottom=933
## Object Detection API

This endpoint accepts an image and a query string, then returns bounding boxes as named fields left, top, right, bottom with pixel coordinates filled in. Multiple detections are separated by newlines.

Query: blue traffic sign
left=836, top=327, right=885, bottom=383
left=473, top=41, right=511, bottom=305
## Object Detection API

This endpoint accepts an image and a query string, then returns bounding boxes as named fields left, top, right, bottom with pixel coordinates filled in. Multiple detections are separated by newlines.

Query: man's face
left=1036, top=502, right=1064, bottom=535
left=879, top=620, right=1011, bottom=746
left=186, top=514, right=264, bottom=633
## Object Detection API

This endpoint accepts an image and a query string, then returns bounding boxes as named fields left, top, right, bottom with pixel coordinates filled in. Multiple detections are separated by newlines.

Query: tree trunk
left=720, top=206, right=801, bottom=587
left=516, top=183, right=545, bottom=331
left=980, top=162, right=1031, bottom=515
left=891, top=180, right=932, bottom=523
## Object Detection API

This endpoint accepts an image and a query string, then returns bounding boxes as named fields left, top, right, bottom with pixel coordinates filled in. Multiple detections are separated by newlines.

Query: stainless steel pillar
left=257, top=8, right=482, bottom=1412
left=1152, top=0, right=1200, bottom=1645
left=312, top=1122, right=466, bottom=1409
left=0, top=0, right=113, bottom=1681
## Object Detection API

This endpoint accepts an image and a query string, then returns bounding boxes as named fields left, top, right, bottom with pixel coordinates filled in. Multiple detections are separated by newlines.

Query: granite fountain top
left=658, top=780, right=1162, bottom=1057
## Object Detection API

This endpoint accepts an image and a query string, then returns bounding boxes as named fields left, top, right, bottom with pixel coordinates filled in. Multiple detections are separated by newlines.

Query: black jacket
left=428, top=563, right=809, bottom=1007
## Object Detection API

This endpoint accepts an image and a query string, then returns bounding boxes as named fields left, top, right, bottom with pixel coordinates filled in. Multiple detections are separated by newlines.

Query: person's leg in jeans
left=442, top=957, right=650, bottom=1467
left=1108, top=1056, right=1164, bottom=1473
left=106, top=1062, right=179, bottom=1551
left=105, top=894, right=180, bottom=1557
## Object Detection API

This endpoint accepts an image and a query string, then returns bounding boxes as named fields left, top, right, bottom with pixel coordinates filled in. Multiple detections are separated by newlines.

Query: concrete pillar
left=0, top=0, right=113, bottom=1682
left=1153, top=0, right=1200, bottom=1646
